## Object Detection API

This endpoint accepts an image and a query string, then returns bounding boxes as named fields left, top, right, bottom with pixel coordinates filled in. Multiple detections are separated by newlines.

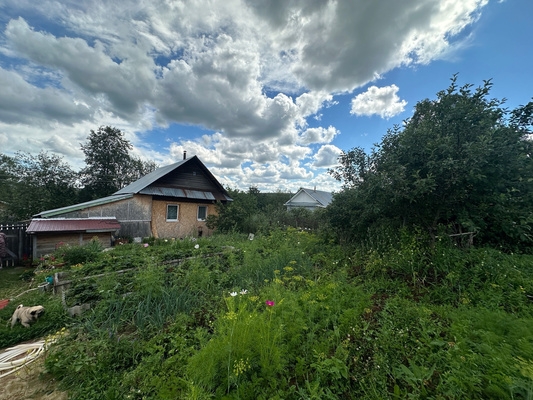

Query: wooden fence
left=0, top=223, right=32, bottom=267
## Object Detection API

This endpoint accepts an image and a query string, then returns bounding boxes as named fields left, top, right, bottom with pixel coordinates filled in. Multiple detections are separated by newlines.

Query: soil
left=0, top=354, right=67, bottom=400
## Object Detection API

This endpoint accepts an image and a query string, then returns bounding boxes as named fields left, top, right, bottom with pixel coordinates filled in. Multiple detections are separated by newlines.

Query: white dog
left=10, top=304, right=45, bottom=328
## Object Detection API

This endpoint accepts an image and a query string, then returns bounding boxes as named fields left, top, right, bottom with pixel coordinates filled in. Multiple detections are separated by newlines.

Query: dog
left=10, top=304, right=45, bottom=328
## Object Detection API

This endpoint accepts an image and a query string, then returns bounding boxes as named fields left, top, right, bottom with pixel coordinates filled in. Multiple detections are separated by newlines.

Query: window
left=197, top=205, right=207, bottom=221
left=166, top=204, right=178, bottom=221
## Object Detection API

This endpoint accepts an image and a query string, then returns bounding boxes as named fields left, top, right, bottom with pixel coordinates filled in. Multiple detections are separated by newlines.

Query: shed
left=27, top=217, right=121, bottom=258
left=284, top=188, right=333, bottom=211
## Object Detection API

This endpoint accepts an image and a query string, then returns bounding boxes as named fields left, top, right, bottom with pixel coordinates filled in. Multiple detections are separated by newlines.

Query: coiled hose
left=0, top=340, right=49, bottom=378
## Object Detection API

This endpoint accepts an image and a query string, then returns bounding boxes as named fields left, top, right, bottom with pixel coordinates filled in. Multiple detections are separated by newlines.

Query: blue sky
left=0, top=0, right=531, bottom=192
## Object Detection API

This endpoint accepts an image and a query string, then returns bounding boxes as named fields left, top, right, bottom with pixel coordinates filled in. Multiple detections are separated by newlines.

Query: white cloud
left=350, top=85, right=407, bottom=119
left=0, top=0, right=490, bottom=190
left=311, top=145, right=342, bottom=169
left=299, top=126, right=339, bottom=145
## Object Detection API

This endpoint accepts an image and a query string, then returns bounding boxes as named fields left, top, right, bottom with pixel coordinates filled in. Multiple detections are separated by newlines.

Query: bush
left=58, top=239, right=103, bottom=265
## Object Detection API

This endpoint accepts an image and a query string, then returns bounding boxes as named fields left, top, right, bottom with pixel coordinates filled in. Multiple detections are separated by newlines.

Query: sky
left=0, top=0, right=531, bottom=193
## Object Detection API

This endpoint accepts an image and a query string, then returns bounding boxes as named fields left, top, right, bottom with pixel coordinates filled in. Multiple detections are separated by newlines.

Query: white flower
left=240, top=289, right=248, bottom=295
left=230, top=292, right=238, bottom=297
left=194, top=244, right=200, bottom=249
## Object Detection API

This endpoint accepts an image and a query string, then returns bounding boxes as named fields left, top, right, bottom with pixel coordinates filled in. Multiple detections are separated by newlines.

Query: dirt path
left=0, top=351, right=67, bottom=400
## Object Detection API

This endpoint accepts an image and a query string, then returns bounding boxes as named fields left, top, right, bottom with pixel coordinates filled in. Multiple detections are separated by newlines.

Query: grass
left=2, top=229, right=533, bottom=399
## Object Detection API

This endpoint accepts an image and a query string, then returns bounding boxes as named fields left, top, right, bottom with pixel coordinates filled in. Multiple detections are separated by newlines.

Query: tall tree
left=328, top=76, right=533, bottom=250
left=0, top=152, right=78, bottom=222
left=79, top=126, right=156, bottom=200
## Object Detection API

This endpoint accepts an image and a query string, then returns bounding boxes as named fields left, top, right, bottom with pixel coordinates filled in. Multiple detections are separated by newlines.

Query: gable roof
left=27, top=217, right=121, bottom=233
left=115, top=155, right=232, bottom=201
left=284, top=188, right=333, bottom=208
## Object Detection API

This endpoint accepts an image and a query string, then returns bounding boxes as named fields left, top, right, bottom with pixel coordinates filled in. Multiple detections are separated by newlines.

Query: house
left=284, top=187, right=333, bottom=211
left=30, top=154, right=232, bottom=255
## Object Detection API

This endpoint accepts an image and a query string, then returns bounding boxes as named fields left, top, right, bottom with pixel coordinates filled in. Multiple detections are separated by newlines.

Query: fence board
left=0, top=223, right=32, bottom=267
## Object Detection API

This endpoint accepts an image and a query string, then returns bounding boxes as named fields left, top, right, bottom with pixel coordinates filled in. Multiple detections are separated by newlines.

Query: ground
left=0, top=355, right=67, bottom=400
left=0, top=267, right=67, bottom=399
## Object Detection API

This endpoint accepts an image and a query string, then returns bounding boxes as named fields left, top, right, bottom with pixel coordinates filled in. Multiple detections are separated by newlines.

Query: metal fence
left=0, top=223, right=32, bottom=267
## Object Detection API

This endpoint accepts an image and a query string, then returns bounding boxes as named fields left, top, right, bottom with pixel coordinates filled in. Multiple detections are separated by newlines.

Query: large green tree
left=328, top=76, right=533, bottom=249
left=79, top=126, right=157, bottom=200
left=0, top=152, right=79, bottom=222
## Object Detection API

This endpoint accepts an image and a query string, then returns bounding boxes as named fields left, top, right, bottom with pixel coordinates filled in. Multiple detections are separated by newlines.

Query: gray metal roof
left=114, top=155, right=232, bottom=201
left=284, top=188, right=333, bottom=207
left=34, top=194, right=133, bottom=218
left=114, top=159, right=187, bottom=195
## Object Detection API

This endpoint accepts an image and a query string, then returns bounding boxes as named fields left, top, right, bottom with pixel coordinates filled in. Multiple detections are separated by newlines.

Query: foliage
left=207, top=186, right=325, bottom=234
left=56, top=238, right=104, bottom=265
left=328, top=76, right=533, bottom=250
left=0, top=151, right=78, bottom=222
left=0, top=230, right=523, bottom=399
left=79, top=125, right=157, bottom=200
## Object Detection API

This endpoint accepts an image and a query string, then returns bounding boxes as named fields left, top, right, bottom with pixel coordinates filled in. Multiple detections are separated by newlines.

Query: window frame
left=197, top=205, right=207, bottom=221
left=166, top=204, right=179, bottom=221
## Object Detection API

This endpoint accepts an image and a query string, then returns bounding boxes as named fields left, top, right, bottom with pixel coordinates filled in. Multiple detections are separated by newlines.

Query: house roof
left=27, top=218, right=121, bottom=233
left=114, top=155, right=232, bottom=201
left=33, top=193, right=133, bottom=218
left=284, top=188, right=333, bottom=208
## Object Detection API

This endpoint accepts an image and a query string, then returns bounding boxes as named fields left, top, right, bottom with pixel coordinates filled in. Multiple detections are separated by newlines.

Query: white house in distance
left=284, top=188, right=333, bottom=211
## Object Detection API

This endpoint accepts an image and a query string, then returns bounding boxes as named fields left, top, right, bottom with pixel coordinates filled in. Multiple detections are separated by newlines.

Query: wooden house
left=30, top=155, right=232, bottom=255
left=284, top=188, right=333, bottom=211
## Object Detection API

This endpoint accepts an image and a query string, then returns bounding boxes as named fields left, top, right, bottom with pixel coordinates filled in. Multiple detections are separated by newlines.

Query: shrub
left=58, top=239, right=103, bottom=265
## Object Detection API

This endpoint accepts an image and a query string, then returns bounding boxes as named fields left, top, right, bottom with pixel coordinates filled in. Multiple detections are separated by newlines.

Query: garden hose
left=0, top=340, right=49, bottom=379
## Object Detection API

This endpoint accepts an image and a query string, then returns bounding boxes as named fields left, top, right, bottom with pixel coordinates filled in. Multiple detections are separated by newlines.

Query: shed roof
left=27, top=218, right=121, bottom=233
left=33, top=193, right=133, bottom=218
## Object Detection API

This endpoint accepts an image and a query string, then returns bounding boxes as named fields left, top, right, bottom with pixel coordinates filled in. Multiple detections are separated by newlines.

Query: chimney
left=183, top=151, right=187, bottom=160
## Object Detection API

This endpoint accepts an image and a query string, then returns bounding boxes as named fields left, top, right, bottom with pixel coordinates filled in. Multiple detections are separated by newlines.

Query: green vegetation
left=328, top=75, right=533, bottom=251
left=1, top=230, right=532, bottom=399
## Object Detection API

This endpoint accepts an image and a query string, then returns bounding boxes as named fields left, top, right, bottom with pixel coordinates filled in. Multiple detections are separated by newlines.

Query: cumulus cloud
left=350, top=85, right=407, bottom=119
left=0, top=0, right=489, bottom=190
left=312, top=145, right=342, bottom=168
left=299, top=126, right=339, bottom=145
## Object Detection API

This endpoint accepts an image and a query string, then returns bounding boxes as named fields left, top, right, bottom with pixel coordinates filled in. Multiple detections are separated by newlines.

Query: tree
left=79, top=126, right=157, bottom=200
left=0, top=152, right=79, bottom=221
left=328, top=76, right=533, bottom=250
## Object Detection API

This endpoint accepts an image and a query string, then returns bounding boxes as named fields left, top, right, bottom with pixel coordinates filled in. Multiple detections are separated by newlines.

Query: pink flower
left=143, top=243, right=149, bottom=247
left=265, top=300, right=275, bottom=307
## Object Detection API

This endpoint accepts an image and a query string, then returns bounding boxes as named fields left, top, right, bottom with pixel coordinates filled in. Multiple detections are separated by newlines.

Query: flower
left=143, top=243, right=149, bottom=247
left=230, top=292, right=238, bottom=297
left=265, top=300, right=275, bottom=307
left=194, top=244, right=200, bottom=249
left=240, top=289, right=248, bottom=295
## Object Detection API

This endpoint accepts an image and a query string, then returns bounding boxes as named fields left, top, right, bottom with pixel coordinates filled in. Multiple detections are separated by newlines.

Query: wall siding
left=51, top=195, right=152, bottom=238
left=33, top=232, right=113, bottom=258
